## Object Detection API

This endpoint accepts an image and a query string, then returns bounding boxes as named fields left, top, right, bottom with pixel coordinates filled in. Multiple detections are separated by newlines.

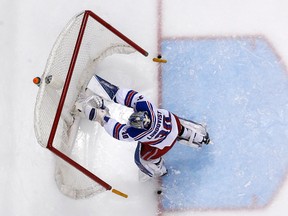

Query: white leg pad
left=178, top=119, right=209, bottom=148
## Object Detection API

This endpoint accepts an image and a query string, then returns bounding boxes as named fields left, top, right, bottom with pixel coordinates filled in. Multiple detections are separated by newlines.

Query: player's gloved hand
left=82, top=105, right=109, bottom=126
left=91, top=94, right=105, bottom=109
left=95, top=108, right=109, bottom=126
left=75, top=93, right=105, bottom=113
left=83, top=94, right=104, bottom=109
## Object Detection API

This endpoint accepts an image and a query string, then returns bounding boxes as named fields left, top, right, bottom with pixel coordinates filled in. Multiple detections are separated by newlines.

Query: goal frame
left=45, top=10, right=148, bottom=195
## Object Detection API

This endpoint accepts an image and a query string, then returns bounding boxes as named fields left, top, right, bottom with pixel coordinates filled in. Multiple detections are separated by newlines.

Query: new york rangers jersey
left=103, top=88, right=181, bottom=150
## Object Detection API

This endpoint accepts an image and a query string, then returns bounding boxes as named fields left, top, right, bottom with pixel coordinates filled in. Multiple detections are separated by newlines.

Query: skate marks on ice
left=160, top=37, right=288, bottom=211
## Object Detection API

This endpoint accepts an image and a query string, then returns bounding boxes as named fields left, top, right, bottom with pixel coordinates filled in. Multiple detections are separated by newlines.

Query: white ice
left=0, top=0, right=288, bottom=215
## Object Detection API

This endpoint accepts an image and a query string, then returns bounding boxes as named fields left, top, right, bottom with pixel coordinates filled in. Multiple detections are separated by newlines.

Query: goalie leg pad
left=134, top=143, right=167, bottom=181
left=178, top=119, right=210, bottom=148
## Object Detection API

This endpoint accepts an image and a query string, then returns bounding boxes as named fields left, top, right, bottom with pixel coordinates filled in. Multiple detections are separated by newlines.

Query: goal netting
left=34, top=10, right=148, bottom=199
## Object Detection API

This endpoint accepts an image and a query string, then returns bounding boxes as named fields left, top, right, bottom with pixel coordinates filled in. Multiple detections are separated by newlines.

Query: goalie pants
left=134, top=114, right=182, bottom=176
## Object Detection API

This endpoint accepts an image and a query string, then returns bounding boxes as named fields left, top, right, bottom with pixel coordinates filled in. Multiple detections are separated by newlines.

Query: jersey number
left=155, top=115, right=172, bottom=139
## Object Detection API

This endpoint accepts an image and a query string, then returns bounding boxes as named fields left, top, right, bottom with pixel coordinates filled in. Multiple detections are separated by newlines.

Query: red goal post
left=34, top=10, right=148, bottom=199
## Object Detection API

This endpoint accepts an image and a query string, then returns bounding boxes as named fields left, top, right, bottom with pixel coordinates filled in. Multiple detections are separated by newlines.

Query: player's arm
left=114, top=88, right=158, bottom=118
left=113, top=88, right=146, bottom=109
left=76, top=97, right=138, bottom=141
left=103, top=116, right=144, bottom=141
left=87, top=75, right=151, bottom=110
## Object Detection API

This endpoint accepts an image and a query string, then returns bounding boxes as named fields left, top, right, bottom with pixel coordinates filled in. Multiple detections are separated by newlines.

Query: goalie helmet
left=128, top=111, right=151, bottom=129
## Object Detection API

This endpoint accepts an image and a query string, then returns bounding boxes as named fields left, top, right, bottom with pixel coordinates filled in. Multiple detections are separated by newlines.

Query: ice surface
left=1, top=0, right=288, bottom=216
left=161, top=38, right=288, bottom=210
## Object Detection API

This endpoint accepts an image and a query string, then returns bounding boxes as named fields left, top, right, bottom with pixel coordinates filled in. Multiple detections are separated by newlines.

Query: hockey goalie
left=75, top=75, right=210, bottom=182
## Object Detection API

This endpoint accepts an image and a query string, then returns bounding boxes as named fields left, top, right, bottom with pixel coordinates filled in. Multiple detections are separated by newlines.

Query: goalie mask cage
left=34, top=10, right=148, bottom=199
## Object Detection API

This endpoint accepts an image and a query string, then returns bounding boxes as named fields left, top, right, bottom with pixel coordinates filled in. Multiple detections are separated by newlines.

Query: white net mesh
left=34, top=11, right=143, bottom=199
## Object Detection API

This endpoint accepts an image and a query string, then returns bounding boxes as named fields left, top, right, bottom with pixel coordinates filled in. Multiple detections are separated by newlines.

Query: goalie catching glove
left=75, top=93, right=105, bottom=111
left=75, top=93, right=109, bottom=126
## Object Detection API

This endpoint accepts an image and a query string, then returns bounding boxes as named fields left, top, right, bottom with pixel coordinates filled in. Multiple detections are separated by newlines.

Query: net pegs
left=33, top=77, right=41, bottom=87
left=153, top=54, right=167, bottom=63
left=112, top=188, right=128, bottom=198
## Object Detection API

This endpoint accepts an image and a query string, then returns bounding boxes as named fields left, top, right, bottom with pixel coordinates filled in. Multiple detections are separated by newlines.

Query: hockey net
left=34, top=10, right=148, bottom=199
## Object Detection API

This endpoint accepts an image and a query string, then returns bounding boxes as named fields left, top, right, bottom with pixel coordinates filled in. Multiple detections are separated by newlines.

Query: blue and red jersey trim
left=124, top=90, right=138, bottom=107
left=113, top=123, right=125, bottom=139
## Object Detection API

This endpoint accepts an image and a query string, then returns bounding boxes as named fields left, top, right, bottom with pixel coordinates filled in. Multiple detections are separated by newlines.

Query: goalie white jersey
left=81, top=75, right=210, bottom=179
left=103, top=88, right=181, bottom=150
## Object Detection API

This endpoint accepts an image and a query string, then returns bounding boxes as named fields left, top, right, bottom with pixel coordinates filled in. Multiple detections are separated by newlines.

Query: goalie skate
left=177, top=118, right=210, bottom=148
